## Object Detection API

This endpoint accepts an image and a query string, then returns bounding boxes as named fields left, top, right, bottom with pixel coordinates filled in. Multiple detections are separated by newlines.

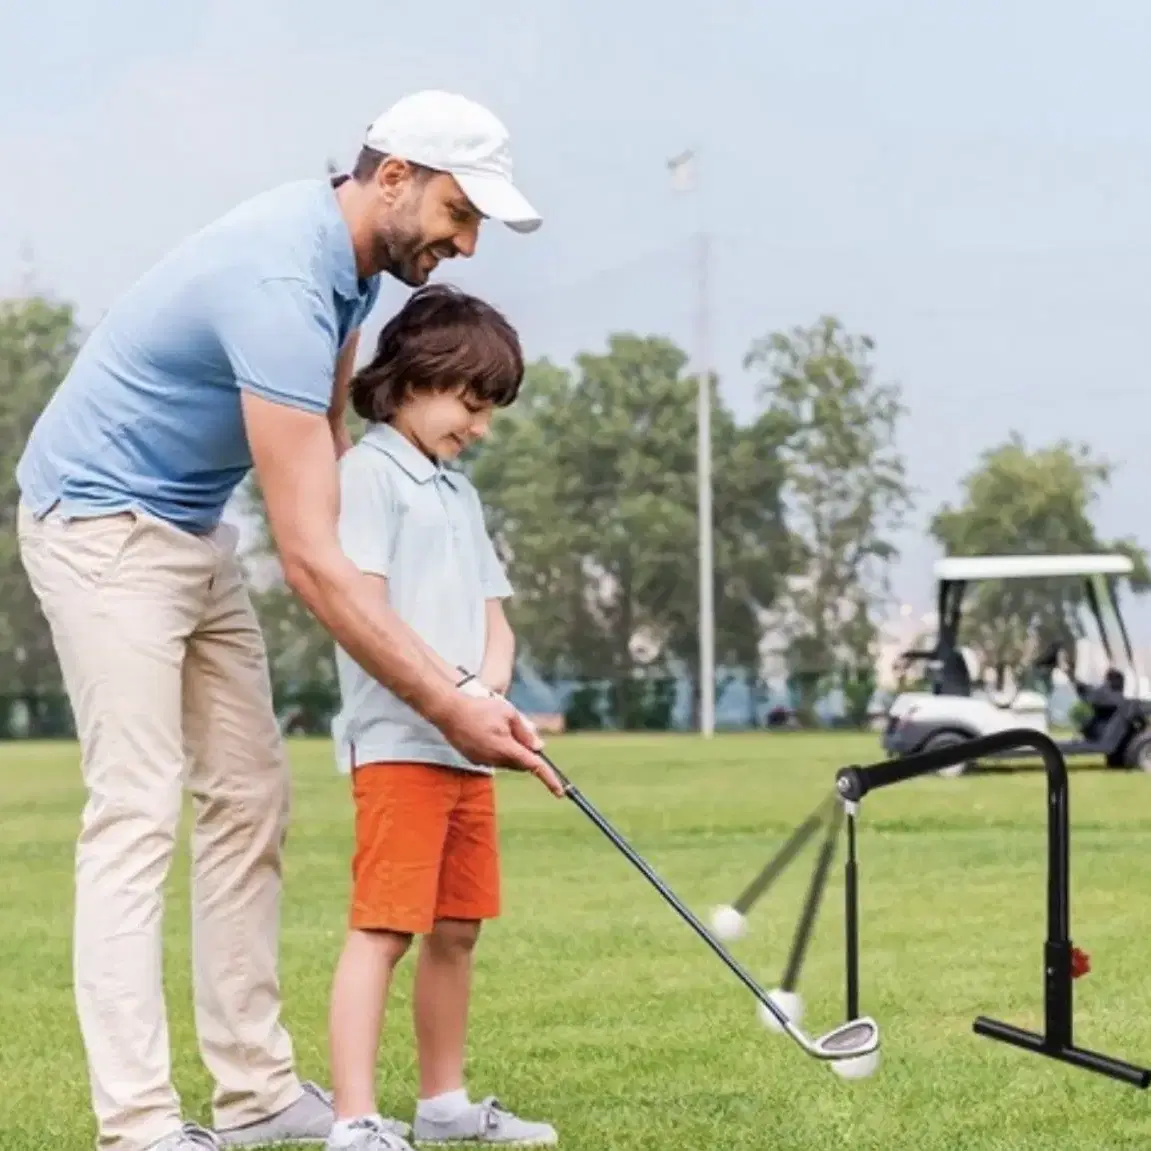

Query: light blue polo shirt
left=331, top=422, right=513, bottom=776
left=16, top=178, right=382, bottom=534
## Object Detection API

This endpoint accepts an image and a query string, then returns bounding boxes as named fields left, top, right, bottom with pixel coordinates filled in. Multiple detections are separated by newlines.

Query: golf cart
left=882, top=554, right=1151, bottom=776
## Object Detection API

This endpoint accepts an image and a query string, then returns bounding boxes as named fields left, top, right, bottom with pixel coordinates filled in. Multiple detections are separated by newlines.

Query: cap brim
left=455, top=172, right=542, bottom=234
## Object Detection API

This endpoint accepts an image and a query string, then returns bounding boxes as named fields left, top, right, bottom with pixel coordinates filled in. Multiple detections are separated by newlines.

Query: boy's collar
left=360, top=422, right=459, bottom=487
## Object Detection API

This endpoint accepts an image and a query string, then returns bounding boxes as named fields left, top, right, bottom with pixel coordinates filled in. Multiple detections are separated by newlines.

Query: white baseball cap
left=364, top=90, right=541, bottom=234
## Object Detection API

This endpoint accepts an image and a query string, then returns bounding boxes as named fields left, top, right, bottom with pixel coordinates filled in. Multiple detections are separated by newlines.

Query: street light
left=668, top=148, right=715, bottom=738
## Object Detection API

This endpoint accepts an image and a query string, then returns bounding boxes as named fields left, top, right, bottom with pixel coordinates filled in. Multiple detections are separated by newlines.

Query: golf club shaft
left=540, top=754, right=798, bottom=1037
left=541, top=752, right=879, bottom=1061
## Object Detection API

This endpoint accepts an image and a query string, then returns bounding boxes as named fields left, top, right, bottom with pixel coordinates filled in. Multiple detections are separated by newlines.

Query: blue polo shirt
left=16, top=178, right=382, bottom=534
left=331, top=422, right=514, bottom=775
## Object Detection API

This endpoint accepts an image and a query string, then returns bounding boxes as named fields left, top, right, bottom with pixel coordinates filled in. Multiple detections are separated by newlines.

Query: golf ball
left=709, top=904, right=747, bottom=942
left=756, top=988, right=804, bottom=1034
left=830, top=1049, right=881, bottom=1080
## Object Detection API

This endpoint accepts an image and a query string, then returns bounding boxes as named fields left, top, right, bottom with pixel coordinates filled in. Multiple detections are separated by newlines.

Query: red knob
left=1071, top=947, right=1091, bottom=979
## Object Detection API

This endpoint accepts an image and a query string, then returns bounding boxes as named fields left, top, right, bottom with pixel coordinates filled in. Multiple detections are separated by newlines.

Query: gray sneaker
left=327, top=1117, right=415, bottom=1151
left=217, top=1082, right=412, bottom=1147
left=149, top=1124, right=222, bottom=1150
left=413, top=1097, right=557, bottom=1146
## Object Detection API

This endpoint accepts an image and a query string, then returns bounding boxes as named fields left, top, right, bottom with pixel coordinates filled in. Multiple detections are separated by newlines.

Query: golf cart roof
left=935, top=555, right=1134, bottom=582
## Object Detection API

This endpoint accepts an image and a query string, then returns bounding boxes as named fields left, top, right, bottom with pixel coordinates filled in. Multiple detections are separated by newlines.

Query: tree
left=466, top=333, right=795, bottom=728
left=744, top=316, right=914, bottom=727
left=929, top=433, right=1151, bottom=689
left=0, top=295, right=85, bottom=733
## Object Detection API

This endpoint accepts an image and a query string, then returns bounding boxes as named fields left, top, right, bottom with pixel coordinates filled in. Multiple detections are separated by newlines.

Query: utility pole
left=668, top=148, right=716, bottom=738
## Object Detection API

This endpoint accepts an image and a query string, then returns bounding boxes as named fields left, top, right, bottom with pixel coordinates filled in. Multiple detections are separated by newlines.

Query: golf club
left=537, top=749, right=880, bottom=1064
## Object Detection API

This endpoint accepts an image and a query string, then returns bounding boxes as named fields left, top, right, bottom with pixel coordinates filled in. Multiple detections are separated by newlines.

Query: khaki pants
left=18, top=503, right=302, bottom=1151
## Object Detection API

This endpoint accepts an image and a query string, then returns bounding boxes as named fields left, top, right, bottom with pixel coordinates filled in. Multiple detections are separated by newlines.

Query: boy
left=326, top=284, right=560, bottom=1151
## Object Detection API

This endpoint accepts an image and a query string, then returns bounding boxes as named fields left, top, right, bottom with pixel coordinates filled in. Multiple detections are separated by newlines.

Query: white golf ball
left=830, top=1049, right=881, bottom=1080
left=756, top=988, right=804, bottom=1034
left=709, top=904, right=747, bottom=942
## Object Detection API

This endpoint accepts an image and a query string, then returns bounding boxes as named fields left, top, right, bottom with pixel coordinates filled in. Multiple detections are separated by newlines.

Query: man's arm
left=241, top=391, right=561, bottom=789
left=246, top=392, right=456, bottom=718
left=219, top=276, right=559, bottom=790
left=328, top=330, right=359, bottom=458
left=361, top=574, right=469, bottom=686
left=479, top=599, right=516, bottom=695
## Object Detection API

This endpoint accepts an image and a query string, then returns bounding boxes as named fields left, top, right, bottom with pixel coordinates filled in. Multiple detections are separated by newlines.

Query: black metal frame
left=835, top=727, right=1150, bottom=1089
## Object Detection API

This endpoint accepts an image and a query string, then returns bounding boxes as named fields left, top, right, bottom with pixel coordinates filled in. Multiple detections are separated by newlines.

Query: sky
left=5, top=0, right=1151, bottom=647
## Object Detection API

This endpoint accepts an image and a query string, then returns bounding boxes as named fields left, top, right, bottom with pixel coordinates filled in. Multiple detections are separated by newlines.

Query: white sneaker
left=149, top=1124, right=222, bottom=1150
left=327, top=1116, right=415, bottom=1151
left=413, top=1097, right=557, bottom=1146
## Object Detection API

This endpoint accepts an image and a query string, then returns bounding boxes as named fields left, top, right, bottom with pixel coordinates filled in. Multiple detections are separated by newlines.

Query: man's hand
left=441, top=694, right=565, bottom=797
left=453, top=673, right=563, bottom=796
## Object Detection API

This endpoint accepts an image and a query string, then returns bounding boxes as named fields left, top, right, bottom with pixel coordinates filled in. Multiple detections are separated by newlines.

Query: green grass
left=3, top=733, right=1151, bottom=1149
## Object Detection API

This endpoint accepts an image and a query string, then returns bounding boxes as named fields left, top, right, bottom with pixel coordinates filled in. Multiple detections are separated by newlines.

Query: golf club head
left=806, top=1016, right=881, bottom=1061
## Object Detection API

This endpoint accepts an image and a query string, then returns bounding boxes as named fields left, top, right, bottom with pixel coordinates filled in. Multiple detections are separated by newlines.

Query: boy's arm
left=479, top=598, right=516, bottom=695
left=468, top=483, right=517, bottom=695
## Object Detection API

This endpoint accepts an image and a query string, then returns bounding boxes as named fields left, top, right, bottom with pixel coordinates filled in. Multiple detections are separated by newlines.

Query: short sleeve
left=337, top=453, right=398, bottom=578
left=465, top=483, right=512, bottom=599
left=218, top=277, right=338, bottom=415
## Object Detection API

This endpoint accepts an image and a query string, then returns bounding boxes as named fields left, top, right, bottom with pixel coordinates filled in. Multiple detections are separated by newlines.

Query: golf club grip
left=835, top=728, right=1066, bottom=801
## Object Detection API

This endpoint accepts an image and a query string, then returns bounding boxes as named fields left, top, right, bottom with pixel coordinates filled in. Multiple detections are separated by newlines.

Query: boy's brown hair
left=349, top=284, right=524, bottom=423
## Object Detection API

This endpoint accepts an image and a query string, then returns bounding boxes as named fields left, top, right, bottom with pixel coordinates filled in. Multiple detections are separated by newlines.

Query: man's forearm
left=397, top=613, right=470, bottom=685
left=286, top=550, right=460, bottom=723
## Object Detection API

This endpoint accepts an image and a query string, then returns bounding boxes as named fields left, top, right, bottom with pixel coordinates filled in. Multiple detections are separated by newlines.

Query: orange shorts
left=350, top=761, right=501, bottom=934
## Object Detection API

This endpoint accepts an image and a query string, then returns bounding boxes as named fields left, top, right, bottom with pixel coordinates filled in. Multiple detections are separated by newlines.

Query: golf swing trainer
left=534, top=749, right=882, bottom=1072
left=836, top=726, right=1151, bottom=1089
left=531, top=716, right=1149, bottom=1089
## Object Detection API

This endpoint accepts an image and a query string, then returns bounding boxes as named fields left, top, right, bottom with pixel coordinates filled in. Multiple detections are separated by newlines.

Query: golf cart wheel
left=919, top=731, right=976, bottom=778
left=1124, top=731, right=1151, bottom=773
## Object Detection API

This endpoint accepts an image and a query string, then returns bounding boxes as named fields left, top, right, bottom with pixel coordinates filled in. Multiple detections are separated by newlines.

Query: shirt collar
left=360, top=422, right=459, bottom=488
left=323, top=176, right=374, bottom=303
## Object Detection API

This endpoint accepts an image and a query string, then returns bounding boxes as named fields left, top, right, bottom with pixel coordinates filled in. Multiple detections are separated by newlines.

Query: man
left=16, top=89, right=558, bottom=1151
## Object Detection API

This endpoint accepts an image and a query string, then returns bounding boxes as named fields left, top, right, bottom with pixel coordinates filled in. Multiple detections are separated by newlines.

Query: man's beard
left=374, top=223, right=432, bottom=287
